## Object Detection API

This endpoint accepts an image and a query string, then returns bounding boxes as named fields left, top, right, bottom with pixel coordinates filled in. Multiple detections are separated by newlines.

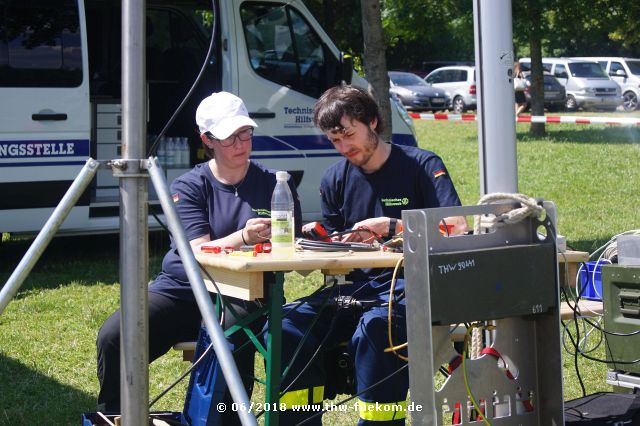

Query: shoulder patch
left=172, top=193, right=180, bottom=203
left=433, top=169, right=447, bottom=178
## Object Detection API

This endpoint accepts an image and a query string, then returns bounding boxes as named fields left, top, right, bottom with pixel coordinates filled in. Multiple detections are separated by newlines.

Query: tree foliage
left=304, top=0, right=640, bottom=72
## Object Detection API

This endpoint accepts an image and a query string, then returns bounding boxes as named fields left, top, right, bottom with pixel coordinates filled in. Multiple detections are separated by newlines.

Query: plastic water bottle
left=181, top=137, right=190, bottom=168
left=166, top=137, right=176, bottom=168
left=271, top=171, right=295, bottom=258
left=157, top=137, right=166, bottom=167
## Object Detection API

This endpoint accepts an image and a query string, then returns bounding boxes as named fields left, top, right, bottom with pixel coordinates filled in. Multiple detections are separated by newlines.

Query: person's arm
left=189, top=218, right=272, bottom=250
left=172, top=175, right=271, bottom=251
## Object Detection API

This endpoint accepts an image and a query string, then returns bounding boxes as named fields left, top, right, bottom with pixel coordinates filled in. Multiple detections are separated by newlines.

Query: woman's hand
left=243, top=217, right=272, bottom=245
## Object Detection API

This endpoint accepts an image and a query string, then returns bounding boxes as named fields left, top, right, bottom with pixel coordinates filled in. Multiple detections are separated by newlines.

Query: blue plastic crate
left=579, top=260, right=609, bottom=301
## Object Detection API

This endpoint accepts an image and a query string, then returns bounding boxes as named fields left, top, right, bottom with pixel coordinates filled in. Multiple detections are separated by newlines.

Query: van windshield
left=627, top=60, right=640, bottom=76
left=568, top=62, right=608, bottom=78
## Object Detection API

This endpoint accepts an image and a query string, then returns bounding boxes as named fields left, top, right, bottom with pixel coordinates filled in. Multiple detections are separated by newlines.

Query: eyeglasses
left=208, top=127, right=253, bottom=147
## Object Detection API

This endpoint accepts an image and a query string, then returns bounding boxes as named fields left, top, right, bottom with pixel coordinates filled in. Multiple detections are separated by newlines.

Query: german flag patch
left=433, top=169, right=446, bottom=178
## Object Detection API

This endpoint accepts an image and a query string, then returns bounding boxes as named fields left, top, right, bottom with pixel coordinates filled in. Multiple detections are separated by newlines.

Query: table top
left=557, top=250, right=589, bottom=263
left=194, top=245, right=404, bottom=273
left=194, top=244, right=587, bottom=273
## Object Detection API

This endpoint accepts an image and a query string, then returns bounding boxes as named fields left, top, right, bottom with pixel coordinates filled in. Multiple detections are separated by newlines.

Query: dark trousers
left=96, top=291, right=264, bottom=425
left=274, top=287, right=409, bottom=426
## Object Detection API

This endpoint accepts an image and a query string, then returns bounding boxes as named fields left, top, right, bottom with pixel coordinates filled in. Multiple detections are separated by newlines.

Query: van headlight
left=583, top=87, right=595, bottom=95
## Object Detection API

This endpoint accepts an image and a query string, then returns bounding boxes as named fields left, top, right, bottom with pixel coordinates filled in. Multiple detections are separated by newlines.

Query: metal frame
left=1, top=157, right=257, bottom=426
left=402, top=203, right=564, bottom=425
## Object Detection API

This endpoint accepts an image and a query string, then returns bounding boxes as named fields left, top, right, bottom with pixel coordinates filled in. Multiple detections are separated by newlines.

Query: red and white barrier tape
left=409, top=112, right=640, bottom=126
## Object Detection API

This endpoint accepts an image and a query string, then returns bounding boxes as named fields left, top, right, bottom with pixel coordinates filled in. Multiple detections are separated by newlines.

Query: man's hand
left=441, top=216, right=468, bottom=236
left=337, top=217, right=390, bottom=243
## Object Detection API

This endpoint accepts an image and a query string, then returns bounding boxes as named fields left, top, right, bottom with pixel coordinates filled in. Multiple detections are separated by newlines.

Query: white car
left=572, top=57, right=640, bottom=111
left=424, top=66, right=476, bottom=113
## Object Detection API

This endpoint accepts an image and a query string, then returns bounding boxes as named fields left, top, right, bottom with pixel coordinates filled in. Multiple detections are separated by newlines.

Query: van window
left=0, top=0, right=82, bottom=87
left=241, top=3, right=334, bottom=98
left=425, top=71, right=442, bottom=84
left=610, top=61, right=625, bottom=75
left=567, top=62, right=607, bottom=78
left=627, top=60, right=640, bottom=76
left=554, top=64, right=568, bottom=79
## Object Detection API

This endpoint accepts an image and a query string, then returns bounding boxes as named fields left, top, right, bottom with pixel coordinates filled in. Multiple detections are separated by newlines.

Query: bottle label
left=271, top=210, right=293, bottom=244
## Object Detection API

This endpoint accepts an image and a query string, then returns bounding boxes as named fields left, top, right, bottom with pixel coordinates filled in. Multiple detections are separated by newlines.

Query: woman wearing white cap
left=96, top=92, right=302, bottom=422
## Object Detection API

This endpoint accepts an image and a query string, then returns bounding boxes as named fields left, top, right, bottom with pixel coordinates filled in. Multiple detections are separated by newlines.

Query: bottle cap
left=276, top=171, right=289, bottom=181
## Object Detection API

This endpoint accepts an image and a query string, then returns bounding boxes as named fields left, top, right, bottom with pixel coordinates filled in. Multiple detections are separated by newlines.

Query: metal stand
left=402, top=202, right=564, bottom=425
left=0, top=157, right=257, bottom=426
left=0, top=159, right=100, bottom=315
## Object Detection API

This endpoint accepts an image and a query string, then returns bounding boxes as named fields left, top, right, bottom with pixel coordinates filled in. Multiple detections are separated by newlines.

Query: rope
left=473, top=193, right=545, bottom=235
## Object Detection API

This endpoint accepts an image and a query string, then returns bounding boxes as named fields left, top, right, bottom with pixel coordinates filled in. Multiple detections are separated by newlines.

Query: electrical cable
left=461, top=324, right=491, bottom=426
left=279, top=289, right=334, bottom=386
left=146, top=0, right=217, bottom=158
left=149, top=341, right=214, bottom=408
left=254, top=301, right=342, bottom=420
left=293, top=364, right=409, bottom=426
left=384, top=257, right=408, bottom=359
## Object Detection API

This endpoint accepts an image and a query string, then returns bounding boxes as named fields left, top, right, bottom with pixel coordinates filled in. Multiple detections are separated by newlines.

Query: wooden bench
left=173, top=341, right=196, bottom=362
left=560, top=299, right=603, bottom=320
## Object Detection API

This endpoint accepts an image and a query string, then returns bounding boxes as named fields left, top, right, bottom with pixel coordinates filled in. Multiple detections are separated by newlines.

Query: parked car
left=523, top=73, right=566, bottom=112
left=519, top=58, right=622, bottom=112
left=572, top=57, right=640, bottom=111
left=388, top=71, right=448, bottom=112
left=424, top=65, right=476, bottom=113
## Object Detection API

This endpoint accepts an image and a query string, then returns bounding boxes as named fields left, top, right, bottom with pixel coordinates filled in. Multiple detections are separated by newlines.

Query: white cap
left=276, top=171, right=289, bottom=181
left=195, top=92, right=258, bottom=139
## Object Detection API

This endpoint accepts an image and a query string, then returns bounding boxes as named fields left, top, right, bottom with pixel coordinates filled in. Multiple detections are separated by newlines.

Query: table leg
left=265, top=272, right=284, bottom=426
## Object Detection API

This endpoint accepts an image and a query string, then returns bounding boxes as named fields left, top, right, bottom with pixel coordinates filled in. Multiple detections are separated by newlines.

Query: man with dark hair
left=275, top=85, right=466, bottom=425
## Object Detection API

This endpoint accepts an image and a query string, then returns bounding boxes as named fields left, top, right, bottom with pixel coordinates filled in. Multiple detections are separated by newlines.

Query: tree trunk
left=360, top=0, right=392, bottom=142
left=527, top=0, right=546, bottom=137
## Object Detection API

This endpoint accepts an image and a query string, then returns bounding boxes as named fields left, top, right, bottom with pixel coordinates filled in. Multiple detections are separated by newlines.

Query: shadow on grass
left=0, top=354, right=96, bottom=426
left=0, top=232, right=169, bottom=294
left=566, top=238, right=610, bottom=254
left=517, top=126, right=640, bottom=145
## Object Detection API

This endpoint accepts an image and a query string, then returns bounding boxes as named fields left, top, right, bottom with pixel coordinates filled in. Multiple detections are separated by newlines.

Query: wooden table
left=558, top=250, right=590, bottom=288
left=194, top=247, right=403, bottom=426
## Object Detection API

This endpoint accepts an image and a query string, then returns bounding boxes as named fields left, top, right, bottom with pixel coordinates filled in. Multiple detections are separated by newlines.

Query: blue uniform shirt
left=320, top=143, right=461, bottom=291
left=149, top=160, right=302, bottom=301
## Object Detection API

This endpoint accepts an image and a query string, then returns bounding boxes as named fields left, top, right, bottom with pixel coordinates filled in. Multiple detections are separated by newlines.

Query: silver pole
left=473, top=0, right=518, bottom=194
left=147, top=158, right=258, bottom=426
left=120, top=0, right=149, bottom=424
left=0, top=159, right=99, bottom=316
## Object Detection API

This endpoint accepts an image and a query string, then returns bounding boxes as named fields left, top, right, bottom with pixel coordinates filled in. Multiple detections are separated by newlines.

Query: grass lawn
left=1, top=116, right=639, bottom=425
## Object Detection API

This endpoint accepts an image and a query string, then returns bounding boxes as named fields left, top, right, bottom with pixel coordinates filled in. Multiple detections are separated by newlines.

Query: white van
left=519, top=58, right=622, bottom=112
left=0, top=0, right=416, bottom=235
left=572, top=57, right=640, bottom=111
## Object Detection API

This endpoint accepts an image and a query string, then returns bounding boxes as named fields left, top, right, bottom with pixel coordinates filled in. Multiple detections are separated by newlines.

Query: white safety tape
left=409, top=112, right=640, bottom=126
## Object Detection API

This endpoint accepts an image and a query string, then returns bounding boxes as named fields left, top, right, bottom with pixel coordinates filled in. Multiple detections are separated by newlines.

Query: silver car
left=388, top=71, right=448, bottom=112
left=425, top=66, right=476, bottom=113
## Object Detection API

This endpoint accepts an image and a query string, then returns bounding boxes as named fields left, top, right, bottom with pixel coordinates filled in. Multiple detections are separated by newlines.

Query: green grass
left=1, top=118, right=639, bottom=424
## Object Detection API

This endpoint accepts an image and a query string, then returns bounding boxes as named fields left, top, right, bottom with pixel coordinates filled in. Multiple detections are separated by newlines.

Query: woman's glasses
left=208, top=127, right=253, bottom=147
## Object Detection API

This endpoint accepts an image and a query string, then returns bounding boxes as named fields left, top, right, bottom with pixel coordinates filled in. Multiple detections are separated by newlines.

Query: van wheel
left=565, top=95, right=577, bottom=112
left=452, top=96, right=466, bottom=114
left=623, top=91, right=638, bottom=111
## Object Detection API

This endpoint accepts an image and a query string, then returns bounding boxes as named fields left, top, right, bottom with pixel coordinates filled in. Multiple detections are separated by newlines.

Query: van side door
left=0, top=0, right=91, bottom=232
left=229, top=1, right=345, bottom=220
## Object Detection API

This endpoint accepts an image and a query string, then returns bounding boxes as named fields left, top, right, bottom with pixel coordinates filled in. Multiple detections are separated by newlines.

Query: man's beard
left=348, top=127, right=380, bottom=168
